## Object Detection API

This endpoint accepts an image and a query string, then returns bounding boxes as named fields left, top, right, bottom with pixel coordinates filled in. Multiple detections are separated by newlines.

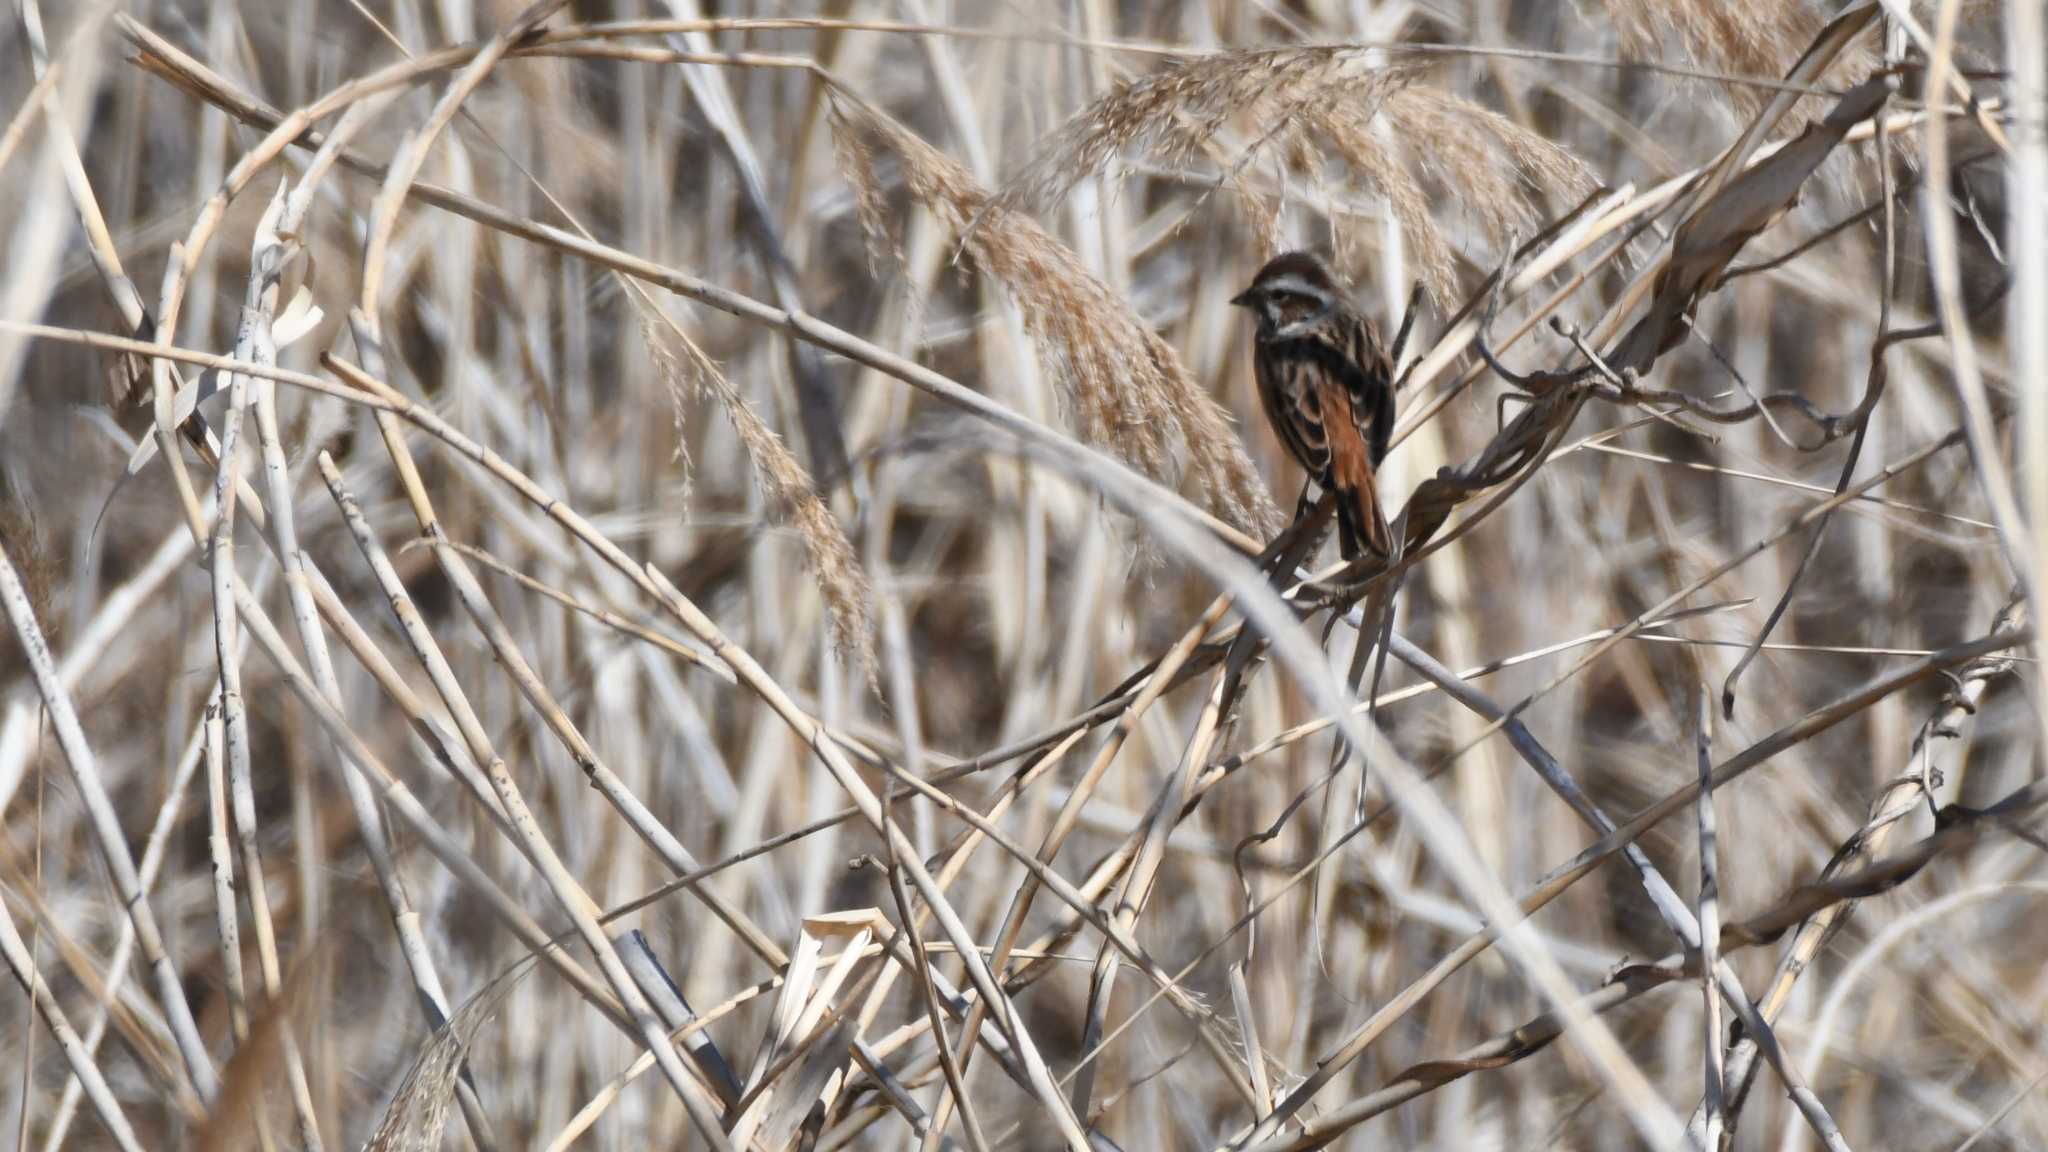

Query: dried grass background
left=0, top=2, right=2043, bottom=1151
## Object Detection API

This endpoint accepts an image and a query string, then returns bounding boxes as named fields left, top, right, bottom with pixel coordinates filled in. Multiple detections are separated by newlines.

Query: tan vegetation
left=0, top=2, right=2041, bottom=1151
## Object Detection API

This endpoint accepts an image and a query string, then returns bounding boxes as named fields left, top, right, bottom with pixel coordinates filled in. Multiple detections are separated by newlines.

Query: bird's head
left=1231, top=251, right=1342, bottom=338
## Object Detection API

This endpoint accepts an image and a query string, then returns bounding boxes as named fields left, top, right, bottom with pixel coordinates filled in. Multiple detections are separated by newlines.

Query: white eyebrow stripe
left=1258, top=274, right=1324, bottom=297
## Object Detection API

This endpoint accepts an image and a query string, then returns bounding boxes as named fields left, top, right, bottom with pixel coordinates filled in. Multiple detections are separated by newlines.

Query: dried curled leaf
left=363, top=962, right=527, bottom=1152
left=1395, top=388, right=1585, bottom=556
left=1392, top=74, right=1892, bottom=566
left=1609, top=77, right=1890, bottom=373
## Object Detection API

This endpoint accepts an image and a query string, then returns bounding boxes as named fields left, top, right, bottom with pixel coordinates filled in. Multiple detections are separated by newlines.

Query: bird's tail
left=1332, top=464, right=1392, bottom=562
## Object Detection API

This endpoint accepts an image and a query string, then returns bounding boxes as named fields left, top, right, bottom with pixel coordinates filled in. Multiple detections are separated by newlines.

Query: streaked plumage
left=1231, top=251, right=1394, bottom=560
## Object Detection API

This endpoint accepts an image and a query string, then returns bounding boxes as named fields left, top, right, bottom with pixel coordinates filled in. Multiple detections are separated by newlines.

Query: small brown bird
left=1232, top=251, right=1395, bottom=560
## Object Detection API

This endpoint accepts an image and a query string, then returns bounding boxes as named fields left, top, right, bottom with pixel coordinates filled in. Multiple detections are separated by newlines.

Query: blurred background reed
left=0, top=1, right=2042, bottom=1149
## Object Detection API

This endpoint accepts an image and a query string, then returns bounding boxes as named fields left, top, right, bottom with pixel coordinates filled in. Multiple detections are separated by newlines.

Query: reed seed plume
left=635, top=300, right=696, bottom=477
left=0, top=499, right=56, bottom=645
left=827, top=90, right=1281, bottom=539
left=990, top=48, right=1595, bottom=303
left=1602, top=0, right=1813, bottom=84
left=1596, top=0, right=1878, bottom=124
left=1303, top=88, right=1458, bottom=300
left=635, top=297, right=875, bottom=677
left=990, top=47, right=1414, bottom=221
left=829, top=102, right=901, bottom=281
left=1380, top=87, right=1598, bottom=248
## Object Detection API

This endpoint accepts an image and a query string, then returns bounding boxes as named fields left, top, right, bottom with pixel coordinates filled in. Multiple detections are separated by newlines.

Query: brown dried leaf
left=1610, top=77, right=1890, bottom=372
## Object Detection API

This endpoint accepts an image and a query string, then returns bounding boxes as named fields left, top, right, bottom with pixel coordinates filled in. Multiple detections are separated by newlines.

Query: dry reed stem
left=1924, top=0, right=2037, bottom=649
left=229, top=573, right=635, bottom=1028
left=339, top=4, right=742, bottom=1133
left=32, top=684, right=213, bottom=1149
left=1339, top=632, right=1854, bottom=1152
left=205, top=179, right=326, bottom=1152
left=2007, top=0, right=2048, bottom=765
left=1701, top=595, right=2025, bottom=1140
left=904, top=430, right=1698, bottom=1148
left=1230, top=620, right=2026, bottom=1151
left=1695, top=688, right=1727, bottom=1152
left=0, top=533, right=219, bottom=1104
left=0, top=870, right=144, bottom=1152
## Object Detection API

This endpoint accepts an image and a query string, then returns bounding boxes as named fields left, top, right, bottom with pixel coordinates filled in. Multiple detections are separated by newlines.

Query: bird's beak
left=1229, top=288, right=1254, bottom=308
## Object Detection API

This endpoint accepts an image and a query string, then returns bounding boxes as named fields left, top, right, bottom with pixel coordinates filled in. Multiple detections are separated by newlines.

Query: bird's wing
left=1316, top=375, right=1392, bottom=559
left=1298, top=315, right=1393, bottom=557
left=1336, top=316, right=1395, bottom=466
left=1257, top=350, right=1332, bottom=479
